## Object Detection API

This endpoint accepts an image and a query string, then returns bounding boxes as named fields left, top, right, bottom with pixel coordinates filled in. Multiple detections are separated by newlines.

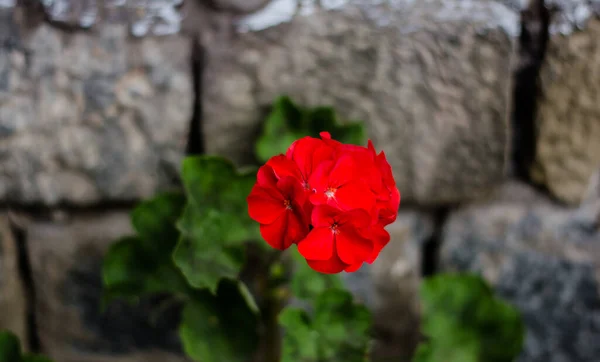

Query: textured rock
left=440, top=185, right=600, bottom=362
left=0, top=16, right=193, bottom=205
left=343, top=211, right=433, bottom=361
left=40, top=0, right=184, bottom=36
left=530, top=16, right=600, bottom=205
left=0, top=213, right=28, bottom=350
left=203, top=0, right=517, bottom=205
left=26, top=212, right=190, bottom=362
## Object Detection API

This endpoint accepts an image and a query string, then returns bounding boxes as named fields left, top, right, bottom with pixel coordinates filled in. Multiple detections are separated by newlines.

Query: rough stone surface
left=0, top=17, right=193, bottom=205
left=26, top=212, right=190, bottom=362
left=440, top=184, right=600, bottom=362
left=343, top=211, right=433, bottom=361
left=531, top=17, right=600, bottom=205
left=39, top=0, right=184, bottom=37
left=0, top=213, right=28, bottom=350
left=203, top=0, right=516, bottom=205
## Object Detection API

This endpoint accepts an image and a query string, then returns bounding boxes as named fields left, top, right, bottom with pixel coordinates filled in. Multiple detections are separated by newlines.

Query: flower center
left=325, top=187, right=336, bottom=199
left=283, top=199, right=292, bottom=210
left=330, top=222, right=340, bottom=234
left=302, top=181, right=310, bottom=190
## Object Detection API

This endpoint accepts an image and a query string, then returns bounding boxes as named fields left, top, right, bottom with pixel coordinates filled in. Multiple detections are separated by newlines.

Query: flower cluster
left=247, top=132, right=400, bottom=273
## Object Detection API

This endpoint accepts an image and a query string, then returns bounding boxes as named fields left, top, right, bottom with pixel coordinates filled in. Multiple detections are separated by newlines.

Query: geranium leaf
left=22, top=355, right=54, bottom=362
left=0, top=331, right=54, bottom=362
left=0, top=331, right=21, bottom=362
left=174, top=156, right=260, bottom=292
left=289, top=248, right=344, bottom=300
left=179, top=280, right=259, bottom=362
left=280, top=289, right=371, bottom=362
left=102, top=192, right=189, bottom=304
left=255, top=96, right=366, bottom=162
left=415, top=273, right=525, bottom=362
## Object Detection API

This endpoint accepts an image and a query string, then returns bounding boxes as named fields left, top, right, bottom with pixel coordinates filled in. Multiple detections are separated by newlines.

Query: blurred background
left=1, top=0, right=599, bottom=361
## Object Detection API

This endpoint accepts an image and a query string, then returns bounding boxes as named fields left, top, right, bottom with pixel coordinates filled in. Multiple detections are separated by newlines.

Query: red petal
left=329, top=155, right=357, bottom=187
left=366, top=226, right=390, bottom=263
left=308, top=160, right=334, bottom=193
left=311, top=205, right=340, bottom=228
left=306, top=250, right=348, bottom=274
left=260, top=215, right=289, bottom=250
left=257, top=165, right=278, bottom=188
left=334, top=180, right=376, bottom=213
left=277, top=176, right=307, bottom=206
left=285, top=210, right=309, bottom=246
left=309, top=192, right=328, bottom=207
left=338, top=208, right=372, bottom=228
left=344, top=263, right=362, bottom=272
left=247, top=186, right=285, bottom=224
left=267, top=155, right=303, bottom=182
left=297, top=227, right=334, bottom=260
left=336, top=226, right=373, bottom=265
left=319, top=132, right=332, bottom=140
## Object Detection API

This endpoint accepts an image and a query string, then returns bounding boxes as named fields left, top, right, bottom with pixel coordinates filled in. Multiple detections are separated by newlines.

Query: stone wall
left=1, top=0, right=600, bottom=362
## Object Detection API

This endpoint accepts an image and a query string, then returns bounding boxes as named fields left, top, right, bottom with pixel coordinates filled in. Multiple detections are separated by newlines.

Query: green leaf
left=102, top=192, right=190, bottom=304
left=0, top=331, right=22, bottom=362
left=290, top=248, right=344, bottom=300
left=279, top=308, right=320, bottom=362
left=415, top=273, right=525, bottom=362
left=179, top=280, right=259, bottom=362
left=102, top=236, right=190, bottom=304
left=0, top=331, right=54, bottom=362
left=22, top=355, right=54, bottom=362
left=280, top=289, right=371, bottom=362
left=174, top=156, right=261, bottom=292
left=255, top=96, right=367, bottom=162
left=130, top=191, right=186, bottom=254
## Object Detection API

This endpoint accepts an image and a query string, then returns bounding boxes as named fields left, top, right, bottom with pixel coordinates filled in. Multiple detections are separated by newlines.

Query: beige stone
left=203, top=0, right=517, bottom=205
left=0, top=213, right=27, bottom=350
left=26, top=212, right=191, bottom=362
left=531, top=17, right=600, bottom=205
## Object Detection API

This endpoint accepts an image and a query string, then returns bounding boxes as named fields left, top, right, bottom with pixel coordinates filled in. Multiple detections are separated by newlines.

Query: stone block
left=203, top=0, right=517, bottom=205
left=530, top=10, right=600, bottom=204
left=0, top=213, right=28, bottom=350
left=26, top=212, right=190, bottom=362
left=0, top=12, right=193, bottom=205
left=440, top=183, right=600, bottom=362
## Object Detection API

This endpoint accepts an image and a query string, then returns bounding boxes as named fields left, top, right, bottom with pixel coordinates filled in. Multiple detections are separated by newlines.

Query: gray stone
left=0, top=18, right=193, bottom=205
left=440, top=184, right=600, bottom=362
left=0, top=213, right=28, bottom=350
left=530, top=16, right=600, bottom=205
left=40, top=0, right=184, bottom=37
left=26, top=212, right=191, bottom=362
left=343, top=211, right=433, bottom=361
left=203, top=0, right=517, bottom=205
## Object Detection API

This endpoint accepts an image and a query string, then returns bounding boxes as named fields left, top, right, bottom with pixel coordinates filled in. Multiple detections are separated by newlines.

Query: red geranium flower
left=247, top=165, right=310, bottom=250
left=247, top=132, right=400, bottom=274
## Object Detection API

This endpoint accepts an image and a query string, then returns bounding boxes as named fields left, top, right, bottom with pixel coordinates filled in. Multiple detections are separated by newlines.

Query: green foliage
left=180, top=280, right=260, bottom=362
left=414, top=273, right=525, bottom=362
left=279, top=289, right=372, bottom=362
left=289, top=248, right=344, bottom=300
left=255, top=96, right=366, bottom=162
left=0, top=331, right=53, bottom=362
left=174, top=156, right=261, bottom=293
left=102, top=156, right=262, bottom=362
left=103, top=192, right=190, bottom=304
